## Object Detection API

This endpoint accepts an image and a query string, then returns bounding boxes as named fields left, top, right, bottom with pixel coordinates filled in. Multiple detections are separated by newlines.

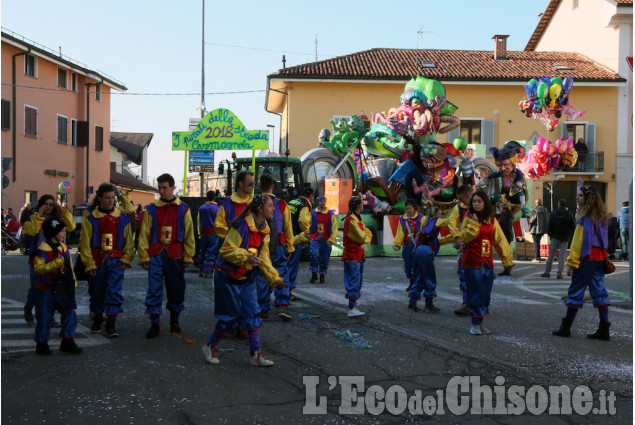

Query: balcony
left=555, top=151, right=604, bottom=175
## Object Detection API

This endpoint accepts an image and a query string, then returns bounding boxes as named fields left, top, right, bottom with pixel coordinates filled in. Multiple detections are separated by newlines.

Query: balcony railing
left=563, top=151, right=604, bottom=173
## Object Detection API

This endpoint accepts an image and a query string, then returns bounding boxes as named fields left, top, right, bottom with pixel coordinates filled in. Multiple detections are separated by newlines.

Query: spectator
left=574, top=138, right=587, bottom=171
left=1, top=208, right=6, bottom=228
left=19, top=202, right=33, bottom=225
left=5, top=207, right=17, bottom=223
left=496, top=202, right=515, bottom=245
left=541, top=199, right=576, bottom=279
left=529, top=199, right=549, bottom=262
left=134, top=204, right=145, bottom=249
left=617, top=201, right=630, bottom=261
left=608, top=213, right=619, bottom=260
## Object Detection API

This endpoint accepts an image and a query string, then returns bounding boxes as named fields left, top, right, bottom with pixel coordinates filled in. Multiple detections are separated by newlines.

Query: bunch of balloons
left=58, top=180, right=72, bottom=194
left=517, top=137, right=578, bottom=179
left=518, top=77, right=586, bottom=131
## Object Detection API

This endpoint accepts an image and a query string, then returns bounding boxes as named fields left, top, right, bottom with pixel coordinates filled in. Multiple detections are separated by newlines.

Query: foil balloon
left=58, top=180, right=72, bottom=194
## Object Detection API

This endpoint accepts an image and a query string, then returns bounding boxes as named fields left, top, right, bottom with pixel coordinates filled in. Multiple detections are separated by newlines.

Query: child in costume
left=202, top=195, right=288, bottom=366
left=407, top=206, right=453, bottom=312
left=79, top=183, right=135, bottom=338
left=198, top=190, right=220, bottom=278
left=287, top=188, right=314, bottom=297
left=552, top=185, right=612, bottom=341
left=392, top=199, right=424, bottom=290
left=460, top=190, right=514, bottom=335
left=309, top=196, right=338, bottom=284
left=342, top=196, right=372, bottom=318
left=33, top=217, right=82, bottom=355
left=445, top=185, right=473, bottom=316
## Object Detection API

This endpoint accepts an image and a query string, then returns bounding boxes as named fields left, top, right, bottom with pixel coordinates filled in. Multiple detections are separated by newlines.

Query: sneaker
left=408, top=304, right=422, bottom=312
left=454, top=304, right=470, bottom=316
left=424, top=304, right=440, bottom=313
left=310, top=272, right=317, bottom=283
left=556, top=274, right=564, bottom=280
left=319, top=275, right=325, bottom=284
left=469, top=325, right=483, bottom=335
left=540, top=273, right=550, bottom=278
left=531, top=259, right=540, bottom=263
left=170, top=322, right=182, bottom=334
left=347, top=307, right=365, bottom=318
left=260, top=310, right=270, bottom=320
left=91, top=315, right=103, bottom=333
left=146, top=323, right=160, bottom=339
left=24, top=306, right=34, bottom=324
left=277, top=307, right=292, bottom=322
left=35, top=342, right=52, bottom=355
left=104, top=323, right=119, bottom=338
left=59, top=338, right=83, bottom=354
left=480, top=325, right=491, bottom=335
left=250, top=349, right=274, bottom=367
left=202, top=344, right=220, bottom=365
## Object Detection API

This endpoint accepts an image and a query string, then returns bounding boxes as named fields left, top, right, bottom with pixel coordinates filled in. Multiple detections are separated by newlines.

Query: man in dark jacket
left=608, top=213, right=619, bottom=260
left=529, top=199, right=549, bottom=262
left=541, top=199, right=576, bottom=279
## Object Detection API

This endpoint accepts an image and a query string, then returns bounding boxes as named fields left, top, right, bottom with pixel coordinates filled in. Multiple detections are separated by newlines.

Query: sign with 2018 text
left=172, top=108, right=268, bottom=151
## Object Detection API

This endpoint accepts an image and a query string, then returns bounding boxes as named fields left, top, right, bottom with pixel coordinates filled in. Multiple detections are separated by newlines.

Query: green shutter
left=585, top=123, right=596, bottom=153
left=481, top=119, right=494, bottom=151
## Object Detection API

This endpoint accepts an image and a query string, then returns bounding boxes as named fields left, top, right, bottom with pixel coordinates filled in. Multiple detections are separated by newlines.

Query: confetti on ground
left=333, top=330, right=374, bottom=349
left=160, top=332, right=196, bottom=344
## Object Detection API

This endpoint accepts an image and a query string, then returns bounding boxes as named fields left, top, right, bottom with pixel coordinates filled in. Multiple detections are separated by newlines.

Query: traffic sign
left=188, top=164, right=214, bottom=172
left=188, top=150, right=214, bottom=165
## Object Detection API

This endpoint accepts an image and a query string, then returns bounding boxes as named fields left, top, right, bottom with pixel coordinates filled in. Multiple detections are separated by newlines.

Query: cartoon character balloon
left=519, top=77, right=585, bottom=131
left=58, top=180, right=72, bottom=194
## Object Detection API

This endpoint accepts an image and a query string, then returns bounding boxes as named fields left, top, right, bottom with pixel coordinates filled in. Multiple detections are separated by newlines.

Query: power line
left=1, top=83, right=264, bottom=96
left=205, top=41, right=337, bottom=58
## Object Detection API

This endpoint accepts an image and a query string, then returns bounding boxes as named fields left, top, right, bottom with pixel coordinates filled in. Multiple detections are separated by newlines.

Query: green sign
left=172, top=108, right=269, bottom=151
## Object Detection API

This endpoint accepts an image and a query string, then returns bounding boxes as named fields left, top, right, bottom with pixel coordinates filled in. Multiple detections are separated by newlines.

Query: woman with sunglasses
left=22, top=194, right=76, bottom=323
left=552, top=185, right=612, bottom=341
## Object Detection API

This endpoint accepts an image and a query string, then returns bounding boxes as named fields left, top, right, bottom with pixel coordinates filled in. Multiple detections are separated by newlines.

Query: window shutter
left=1, top=100, right=10, bottom=131
left=481, top=119, right=494, bottom=151
left=585, top=123, right=596, bottom=153
left=76, top=121, right=88, bottom=147
left=446, top=126, right=460, bottom=145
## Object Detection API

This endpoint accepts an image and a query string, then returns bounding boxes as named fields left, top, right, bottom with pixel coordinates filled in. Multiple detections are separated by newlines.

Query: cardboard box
left=324, top=178, right=352, bottom=214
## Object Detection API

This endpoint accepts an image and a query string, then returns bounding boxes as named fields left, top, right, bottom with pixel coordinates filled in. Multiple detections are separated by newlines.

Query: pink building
left=1, top=30, right=127, bottom=211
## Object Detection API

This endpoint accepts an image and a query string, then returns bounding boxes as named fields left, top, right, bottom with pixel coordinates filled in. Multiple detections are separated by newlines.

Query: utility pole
left=199, top=0, right=205, bottom=197
left=315, top=34, right=318, bottom=61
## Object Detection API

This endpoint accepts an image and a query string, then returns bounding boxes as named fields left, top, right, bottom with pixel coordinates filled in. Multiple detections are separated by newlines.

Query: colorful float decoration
left=519, top=77, right=586, bottom=131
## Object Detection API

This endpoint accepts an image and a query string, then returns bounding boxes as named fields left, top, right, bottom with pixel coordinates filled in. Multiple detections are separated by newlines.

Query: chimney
left=492, top=35, right=509, bottom=60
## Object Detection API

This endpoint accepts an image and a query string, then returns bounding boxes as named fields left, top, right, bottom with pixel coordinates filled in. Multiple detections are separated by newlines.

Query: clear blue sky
left=2, top=0, right=551, bottom=187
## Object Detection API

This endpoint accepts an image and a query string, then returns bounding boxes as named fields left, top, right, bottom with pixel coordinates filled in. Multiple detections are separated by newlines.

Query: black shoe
left=35, top=342, right=52, bottom=355
left=105, top=323, right=119, bottom=338
left=408, top=304, right=422, bottom=312
left=260, top=310, right=270, bottom=320
left=91, top=314, right=103, bottom=333
left=498, top=270, right=511, bottom=276
left=552, top=318, right=572, bottom=337
left=146, top=323, right=161, bottom=339
left=170, top=322, right=182, bottom=334
left=424, top=304, right=440, bottom=313
left=59, top=338, right=83, bottom=354
left=319, top=275, right=325, bottom=284
left=310, top=273, right=317, bottom=283
left=587, top=321, right=611, bottom=341
left=24, top=306, right=34, bottom=324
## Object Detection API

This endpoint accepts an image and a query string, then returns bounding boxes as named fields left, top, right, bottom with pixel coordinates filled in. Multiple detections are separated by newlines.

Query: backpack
left=288, top=197, right=310, bottom=236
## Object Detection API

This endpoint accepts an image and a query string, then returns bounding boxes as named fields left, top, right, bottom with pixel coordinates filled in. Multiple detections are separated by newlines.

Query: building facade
left=1, top=30, right=126, bottom=210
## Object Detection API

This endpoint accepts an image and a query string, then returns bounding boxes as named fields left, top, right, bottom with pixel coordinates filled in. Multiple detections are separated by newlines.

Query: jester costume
left=287, top=196, right=312, bottom=291
left=197, top=200, right=220, bottom=276
left=393, top=211, right=424, bottom=285
left=309, top=206, right=337, bottom=280
left=343, top=214, right=372, bottom=307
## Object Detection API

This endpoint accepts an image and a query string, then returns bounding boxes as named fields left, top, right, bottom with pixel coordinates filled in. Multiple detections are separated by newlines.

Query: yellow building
left=266, top=35, right=626, bottom=213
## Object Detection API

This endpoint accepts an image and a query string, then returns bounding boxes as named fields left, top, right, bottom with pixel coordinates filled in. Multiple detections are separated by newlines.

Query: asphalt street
left=1, top=249, right=632, bottom=424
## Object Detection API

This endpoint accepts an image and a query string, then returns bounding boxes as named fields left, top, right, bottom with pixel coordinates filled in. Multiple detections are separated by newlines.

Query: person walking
left=202, top=195, right=288, bottom=366
left=552, top=185, right=612, bottom=341
left=215, top=171, right=254, bottom=240
left=287, top=188, right=314, bottom=299
left=134, top=204, right=145, bottom=249
left=616, top=201, right=629, bottom=261
left=79, top=183, right=135, bottom=337
left=529, top=199, right=549, bottom=262
left=445, top=185, right=473, bottom=316
left=342, top=196, right=372, bottom=318
left=392, top=199, right=424, bottom=290
left=197, top=190, right=220, bottom=278
left=607, top=213, right=619, bottom=260
left=541, top=199, right=576, bottom=279
left=309, top=196, right=338, bottom=284
left=460, top=190, right=514, bottom=335
left=137, top=174, right=195, bottom=338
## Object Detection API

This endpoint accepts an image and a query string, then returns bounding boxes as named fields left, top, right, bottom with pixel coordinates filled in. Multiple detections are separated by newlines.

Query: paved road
left=1, top=250, right=632, bottom=424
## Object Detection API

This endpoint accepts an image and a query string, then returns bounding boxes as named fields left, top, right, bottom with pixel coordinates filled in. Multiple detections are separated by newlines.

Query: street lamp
left=267, top=124, right=275, bottom=153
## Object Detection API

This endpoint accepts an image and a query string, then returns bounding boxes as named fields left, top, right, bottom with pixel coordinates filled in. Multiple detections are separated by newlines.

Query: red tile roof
left=616, top=0, right=633, bottom=4
left=270, top=48, right=624, bottom=82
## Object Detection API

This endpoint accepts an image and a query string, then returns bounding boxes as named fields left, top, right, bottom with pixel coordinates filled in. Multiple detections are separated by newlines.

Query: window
left=459, top=120, right=481, bottom=145
left=95, top=125, right=103, bottom=151
left=25, top=191, right=37, bottom=206
left=446, top=118, right=495, bottom=152
left=25, top=54, right=37, bottom=77
left=57, top=68, right=68, bottom=89
left=573, top=0, right=579, bottom=9
left=24, top=106, right=37, bottom=138
left=71, top=119, right=78, bottom=146
left=57, top=115, right=68, bottom=144
left=71, top=73, right=77, bottom=92
left=1, top=99, right=10, bottom=131
left=95, top=84, right=101, bottom=102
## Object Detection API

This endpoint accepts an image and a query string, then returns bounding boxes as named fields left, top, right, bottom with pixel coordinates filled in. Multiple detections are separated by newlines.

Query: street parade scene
left=1, top=0, right=633, bottom=423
